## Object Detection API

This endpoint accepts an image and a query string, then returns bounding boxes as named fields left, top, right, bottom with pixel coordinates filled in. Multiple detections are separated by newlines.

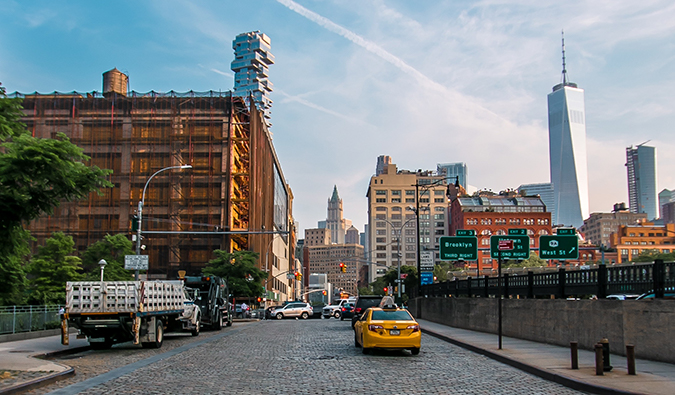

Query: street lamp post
left=412, top=177, right=457, bottom=294
left=99, top=259, right=107, bottom=282
left=262, top=235, right=277, bottom=319
left=382, top=218, right=416, bottom=301
left=136, top=165, right=192, bottom=280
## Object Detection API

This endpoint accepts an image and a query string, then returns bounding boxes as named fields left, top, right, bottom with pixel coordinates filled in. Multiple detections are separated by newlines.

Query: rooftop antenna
left=561, top=30, right=568, bottom=85
left=637, top=140, right=651, bottom=147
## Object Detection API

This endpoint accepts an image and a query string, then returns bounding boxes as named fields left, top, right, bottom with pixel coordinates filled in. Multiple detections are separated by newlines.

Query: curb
left=0, top=368, right=74, bottom=395
left=422, top=328, right=641, bottom=395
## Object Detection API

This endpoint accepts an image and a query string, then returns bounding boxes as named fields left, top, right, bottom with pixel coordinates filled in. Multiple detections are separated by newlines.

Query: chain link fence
left=0, top=305, right=63, bottom=335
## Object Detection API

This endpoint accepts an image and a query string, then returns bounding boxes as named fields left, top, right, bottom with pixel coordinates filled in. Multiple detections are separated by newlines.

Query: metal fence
left=419, top=260, right=675, bottom=299
left=0, top=305, right=63, bottom=335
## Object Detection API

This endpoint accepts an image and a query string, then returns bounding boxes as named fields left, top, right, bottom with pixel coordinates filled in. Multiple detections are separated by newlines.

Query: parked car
left=352, top=295, right=385, bottom=328
left=272, top=302, right=313, bottom=319
left=606, top=294, right=640, bottom=300
left=339, top=302, right=354, bottom=321
left=353, top=301, right=421, bottom=355
left=265, top=306, right=281, bottom=319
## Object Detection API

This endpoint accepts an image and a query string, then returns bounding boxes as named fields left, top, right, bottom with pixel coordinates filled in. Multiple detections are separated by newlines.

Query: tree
left=433, top=262, right=451, bottom=282
left=369, top=265, right=417, bottom=299
left=502, top=253, right=547, bottom=269
left=0, top=85, right=113, bottom=303
left=203, top=250, right=266, bottom=297
left=26, top=232, right=83, bottom=305
left=633, top=250, right=675, bottom=263
left=81, top=234, right=134, bottom=281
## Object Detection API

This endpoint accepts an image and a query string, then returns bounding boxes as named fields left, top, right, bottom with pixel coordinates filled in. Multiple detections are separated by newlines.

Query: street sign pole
left=498, top=250, right=503, bottom=350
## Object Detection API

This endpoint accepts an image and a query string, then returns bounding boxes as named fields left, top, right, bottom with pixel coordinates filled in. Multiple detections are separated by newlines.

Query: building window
left=376, top=229, right=386, bottom=235
left=392, top=206, right=402, bottom=212
left=376, top=253, right=386, bottom=258
left=376, top=222, right=386, bottom=228
left=481, top=229, right=491, bottom=235
left=376, top=237, right=386, bottom=243
left=420, top=198, right=430, bottom=203
left=376, top=214, right=386, bottom=220
left=406, top=190, right=415, bottom=195
left=391, top=214, right=402, bottom=220
left=435, top=207, right=445, bottom=212
left=434, top=214, right=445, bottom=220
left=481, top=238, right=490, bottom=245
left=435, top=222, right=444, bottom=227
left=435, top=229, right=444, bottom=235
left=391, top=190, right=401, bottom=196
left=405, top=245, right=416, bottom=251
left=406, top=198, right=415, bottom=203
left=392, top=198, right=401, bottom=203
left=376, top=245, right=387, bottom=251
left=376, top=190, right=387, bottom=195
left=434, top=198, right=445, bottom=203
left=376, top=198, right=386, bottom=203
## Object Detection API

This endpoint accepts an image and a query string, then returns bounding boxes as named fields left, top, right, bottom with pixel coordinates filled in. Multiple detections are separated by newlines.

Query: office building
left=323, top=185, right=352, bottom=244
left=15, top=68, right=296, bottom=302
left=437, top=162, right=467, bottom=189
left=610, top=223, right=675, bottom=263
left=302, top=243, right=363, bottom=296
left=518, top=183, right=555, bottom=224
left=659, top=189, right=675, bottom=220
left=626, top=144, right=658, bottom=220
left=547, top=34, right=589, bottom=228
left=366, top=157, right=464, bottom=283
left=580, top=203, right=648, bottom=247
left=231, top=31, right=274, bottom=125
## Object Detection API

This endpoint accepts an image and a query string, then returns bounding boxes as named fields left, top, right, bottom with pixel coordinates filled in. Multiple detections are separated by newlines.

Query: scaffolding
left=15, top=89, right=278, bottom=278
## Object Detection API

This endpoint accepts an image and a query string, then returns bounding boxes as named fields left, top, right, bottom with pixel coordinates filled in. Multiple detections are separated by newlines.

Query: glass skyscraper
left=547, top=35, right=589, bottom=228
left=231, top=31, right=274, bottom=125
left=437, top=162, right=468, bottom=189
left=626, top=144, right=658, bottom=220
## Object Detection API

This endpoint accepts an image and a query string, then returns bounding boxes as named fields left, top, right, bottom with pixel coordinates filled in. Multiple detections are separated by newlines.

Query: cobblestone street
left=33, top=319, right=586, bottom=395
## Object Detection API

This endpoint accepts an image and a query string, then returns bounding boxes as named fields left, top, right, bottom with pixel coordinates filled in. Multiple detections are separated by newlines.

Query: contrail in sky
left=275, top=0, right=505, bottom=122
left=275, top=0, right=446, bottom=94
left=277, top=89, right=374, bottom=127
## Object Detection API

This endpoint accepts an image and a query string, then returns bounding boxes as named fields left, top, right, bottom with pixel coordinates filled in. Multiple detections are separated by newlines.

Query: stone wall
left=409, top=297, right=675, bottom=364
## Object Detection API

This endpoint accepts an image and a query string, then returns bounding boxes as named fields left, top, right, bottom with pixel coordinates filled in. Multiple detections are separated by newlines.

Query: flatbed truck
left=61, top=280, right=200, bottom=349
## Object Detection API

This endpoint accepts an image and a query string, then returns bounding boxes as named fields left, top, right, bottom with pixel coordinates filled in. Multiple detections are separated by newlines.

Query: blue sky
left=2, top=0, right=674, bottom=235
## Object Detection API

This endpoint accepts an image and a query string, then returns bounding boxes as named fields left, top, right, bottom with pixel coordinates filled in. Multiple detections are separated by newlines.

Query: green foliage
left=433, top=262, right=451, bottom=282
left=358, top=287, right=374, bottom=296
left=502, top=253, right=547, bottom=268
left=633, top=250, right=675, bottom=263
left=202, top=250, right=265, bottom=297
left=0, top=85, right=113, bottom=302
left=81, top=234, right=134, bottom=281
left=369, top=265, right=418, bottom=298
left=26, top=232, right=83, bottom=305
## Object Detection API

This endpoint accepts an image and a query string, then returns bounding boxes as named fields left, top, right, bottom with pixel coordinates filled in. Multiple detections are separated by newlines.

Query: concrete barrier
left=410, top=297, right=675, bottom=364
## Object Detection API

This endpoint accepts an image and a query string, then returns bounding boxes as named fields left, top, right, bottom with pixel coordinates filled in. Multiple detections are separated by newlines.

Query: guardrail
left=419, top=260, right=674, bottom=299
left=0, top=305, right=63, bottom=334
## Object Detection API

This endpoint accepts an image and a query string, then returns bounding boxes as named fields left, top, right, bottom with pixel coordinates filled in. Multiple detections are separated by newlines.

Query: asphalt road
left=30, top=319, right=587, bottom=395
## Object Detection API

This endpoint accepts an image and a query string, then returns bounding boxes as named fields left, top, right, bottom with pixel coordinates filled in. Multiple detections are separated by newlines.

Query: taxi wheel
left=411, top=348, right=420, bottom=355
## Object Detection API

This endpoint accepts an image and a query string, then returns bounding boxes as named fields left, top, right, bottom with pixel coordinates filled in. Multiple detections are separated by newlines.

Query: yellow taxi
left=353, top=300, right=421, bottom=355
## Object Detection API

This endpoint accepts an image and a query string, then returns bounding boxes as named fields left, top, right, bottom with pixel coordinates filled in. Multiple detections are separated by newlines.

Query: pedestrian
left=241, top=302, right=249, bottom=318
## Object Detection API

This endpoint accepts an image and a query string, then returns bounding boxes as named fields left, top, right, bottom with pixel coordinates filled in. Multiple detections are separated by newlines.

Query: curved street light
left=381, top=217, right=416, bottom=301
left=135, top=165, right=192, bottom=280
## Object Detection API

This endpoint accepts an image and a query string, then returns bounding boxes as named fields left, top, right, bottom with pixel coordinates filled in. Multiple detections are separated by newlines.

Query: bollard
left=626, top=344, right=636, bottom=375
left=600, top=338, right=613, bottom=372
left=595, top=343, right=604, bottom=375
left=570, top=341, right=579, bottom=370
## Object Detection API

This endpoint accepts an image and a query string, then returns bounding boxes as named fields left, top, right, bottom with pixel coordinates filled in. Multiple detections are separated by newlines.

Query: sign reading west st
left=490, top=235, right=530, bottom=259
left=440, top=236, right=478, bottom=261
left=539, top=235, right=579, bottom=260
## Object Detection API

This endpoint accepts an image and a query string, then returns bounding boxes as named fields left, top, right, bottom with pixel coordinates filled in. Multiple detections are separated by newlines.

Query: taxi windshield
left=371, top=310, right=414, bottom=321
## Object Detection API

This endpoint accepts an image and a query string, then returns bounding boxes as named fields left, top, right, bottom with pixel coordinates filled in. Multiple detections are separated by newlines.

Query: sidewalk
left=0, top=333, right=89, bottom=394
left=418, top=319, right=675, bottom=395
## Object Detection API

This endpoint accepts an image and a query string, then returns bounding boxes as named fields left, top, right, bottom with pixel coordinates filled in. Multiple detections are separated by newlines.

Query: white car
left=322, top=298, right=355, bottom=319
left=273, top=302, right=313, bottom=320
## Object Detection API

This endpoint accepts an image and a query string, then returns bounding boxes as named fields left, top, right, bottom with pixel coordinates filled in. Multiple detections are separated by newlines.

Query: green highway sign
left=490, top=235, right=530, bottom=259
left=539, top=235, right=579, bottom=260
left=456, top=229, right=476, bottom=236
left=440, top=236, right=478, bottom=261
left=556, top=228, right=577, bottom=235
left=508, top=228, right=527, bottom=236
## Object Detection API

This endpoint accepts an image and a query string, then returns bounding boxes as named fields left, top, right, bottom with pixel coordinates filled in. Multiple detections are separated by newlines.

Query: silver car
left=273, top=302, right=313, bottom=320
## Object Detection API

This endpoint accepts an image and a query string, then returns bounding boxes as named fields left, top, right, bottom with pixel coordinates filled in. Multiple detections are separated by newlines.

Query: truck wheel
left=142, top=320, right=164, bottom=349
left=214, top=311, right=223, bottom=330
left=191, top=317, right=200, bottom=337
left=276, top=313, right=283, bottom=320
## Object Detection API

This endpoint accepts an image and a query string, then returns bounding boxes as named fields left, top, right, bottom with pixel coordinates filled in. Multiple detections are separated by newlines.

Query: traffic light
left=131, top=215, right=138, bottom=232
left=383, top=287, right=388, bottom=293
left=257, top=297, right=262, bottom=303
left=322, top=290, right=327, bottom=295
left=339, top=262, right=346, bottom=273
left=294, top=272, right=302, bottom=281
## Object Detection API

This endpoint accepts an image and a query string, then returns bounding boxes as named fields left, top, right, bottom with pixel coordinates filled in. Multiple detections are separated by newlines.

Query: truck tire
left=142, top=320, right=164, bottom=349
left=213, top=311, right=223, bottom=330
left=191, top=316, right=200, bottom=336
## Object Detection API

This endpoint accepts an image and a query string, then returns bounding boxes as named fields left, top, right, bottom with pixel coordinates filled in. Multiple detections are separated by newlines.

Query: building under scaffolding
left=15, top=69, right=297, bottom=300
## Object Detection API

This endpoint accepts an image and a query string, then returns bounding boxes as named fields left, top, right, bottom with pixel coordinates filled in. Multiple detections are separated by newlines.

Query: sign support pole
left=498, top=249, right=503, bottom=350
